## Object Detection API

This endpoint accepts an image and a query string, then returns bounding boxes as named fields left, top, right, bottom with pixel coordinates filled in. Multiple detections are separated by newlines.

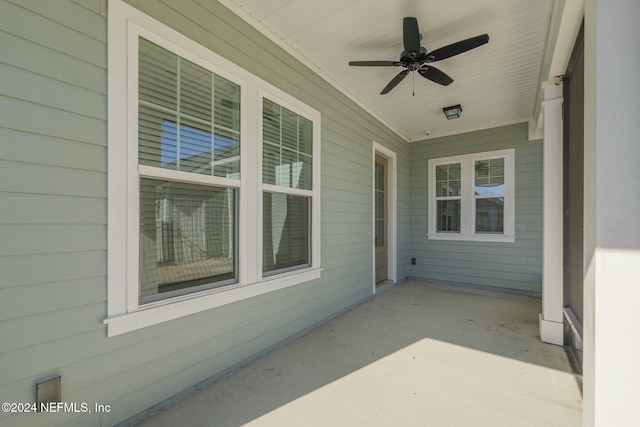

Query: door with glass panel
left=375, top=155, right=388, bottom=284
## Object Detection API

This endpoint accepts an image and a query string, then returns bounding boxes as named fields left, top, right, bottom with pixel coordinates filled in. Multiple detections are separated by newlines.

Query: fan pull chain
left=412, top=71, right=415, bottom=96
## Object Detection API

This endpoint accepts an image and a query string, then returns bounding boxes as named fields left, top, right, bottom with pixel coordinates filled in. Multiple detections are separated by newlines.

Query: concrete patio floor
left=136, top=280, right=582, bottom=426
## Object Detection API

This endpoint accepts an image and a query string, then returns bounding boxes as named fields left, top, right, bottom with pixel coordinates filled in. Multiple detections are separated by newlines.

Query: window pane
left=262, top=98, right=312, bottom=190
left=139, top=112, right=218, bottom=173
left=475, top=158, right=504, bottom=196
left=298, top=154, right=312, bottom=191
left=263, top=142, right=279, bottom=186
left=263, top=193, right=309, bottom=273
left=179, top=57, right=211, bottom=121
left=476, top=197, right=504, bottom=233
left=436, top=200, right=461, bottom=232
left=279, top=148, right=304, bottom=188
left=212, top=75, right=241, bottom=178
left=139, top=105, right=177, bottom=169
left=213, top=74, right=240, bottom=133
left=281, top=108, right=298, bottom=151
left=213, top=127, right=240, bottom=178
left=179, top=117, right=212, bottom=174
left=263, top=99, right=281, bottom=144
left=139, top=38, right=177, bottom=110
left=435, top=163, right=461, bottom=197
left=139, top=178, right=236, bottom=302
left=139, top=37, right=240, bottom=178
left=298, top=116, right=313, bottom=155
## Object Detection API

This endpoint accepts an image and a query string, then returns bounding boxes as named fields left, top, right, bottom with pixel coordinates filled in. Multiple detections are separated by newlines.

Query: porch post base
left=539, top=314, right=563, bottom=345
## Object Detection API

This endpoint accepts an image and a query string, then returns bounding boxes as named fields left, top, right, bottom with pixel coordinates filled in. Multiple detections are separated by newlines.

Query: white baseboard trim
left=539, top=313, right=564, bottom=345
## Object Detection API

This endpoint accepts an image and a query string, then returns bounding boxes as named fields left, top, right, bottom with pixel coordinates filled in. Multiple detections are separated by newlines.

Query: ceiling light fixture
left=443, top=104, right=462, bottom=120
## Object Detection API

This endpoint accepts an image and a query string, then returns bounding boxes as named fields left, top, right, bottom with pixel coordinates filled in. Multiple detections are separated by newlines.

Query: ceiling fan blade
left=349, top=61, right=401, bottom=67
left=427, top=34, right=489, bottom=62
left=381, top=69, right=410, bottom=94
left=403, top=17, right=421, bottom=54
left=418, top=66, right=453, bottom=86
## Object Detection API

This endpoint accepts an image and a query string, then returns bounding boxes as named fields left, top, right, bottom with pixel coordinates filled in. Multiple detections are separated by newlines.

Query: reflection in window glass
left=476, top=198, right=504, bottom=233
left=435, top=163, right=461, bottom=197
left=475, top=158, right=505, bottom=233
left=179, top=117, right=212, bottom=174
left=138, top=37, right=240, bottom=178
left=139, top=178, right=236, bottom=302
left=474, top=158, right=504, bottom=195
left=428, top=148, right=514, bottom=240
left=262, top=98, right=313, bottom=190
left=434, top=162, right=462, bottom=233
left=263, top=193, right=310, bottom=273
left=437, top=200, right=461, bottom=232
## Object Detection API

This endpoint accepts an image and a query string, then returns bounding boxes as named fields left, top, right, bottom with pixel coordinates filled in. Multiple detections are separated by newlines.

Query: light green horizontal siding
left=0, top=159, right=106, bottom=197
left=0, top=277, right=106, bottom=321
left=70, top=0, right=106, bottom=16
left=0, top=225, right=105, bottom=257
left=0, top=128, right=107, bottom=172
left=0, top=96, right=106, bottom=146
left=0, top=0, right=410, bottom=426
left=0, top=304, right=105, bottom=354
left=0, top=193, right=106, bottom=224
left=0, top=2, right=105, bottom=68
left=0, top=252, right=106, bottom=289
left=0, top=63, right=106, bottom=120
left=4, top=0, right=107, bottom=46
left=0, top=30, right=106, bottom=94
left=408, top=123, right=543, bottom=293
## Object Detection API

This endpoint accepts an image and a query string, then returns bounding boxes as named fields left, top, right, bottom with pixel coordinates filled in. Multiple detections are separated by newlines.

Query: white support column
left=583, top=0, right=640, bottom=425
left=539, top=81, right=564, bottom=345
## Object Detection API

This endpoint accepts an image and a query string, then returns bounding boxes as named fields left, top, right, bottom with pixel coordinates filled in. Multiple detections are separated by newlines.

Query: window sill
left=104, top=267, right=322, bottom=337
left=427, top=233, right=516, bottom=243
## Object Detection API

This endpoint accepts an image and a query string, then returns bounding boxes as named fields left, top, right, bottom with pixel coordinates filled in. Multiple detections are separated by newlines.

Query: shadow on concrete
left=138, top=280, right=582, bottom=426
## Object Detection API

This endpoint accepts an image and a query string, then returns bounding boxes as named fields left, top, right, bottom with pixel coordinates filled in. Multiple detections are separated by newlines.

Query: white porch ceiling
left=220, top=0, right=554, bottom=141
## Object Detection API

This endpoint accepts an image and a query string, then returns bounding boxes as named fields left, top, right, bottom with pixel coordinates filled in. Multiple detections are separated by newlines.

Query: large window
left=137, top=37, right=240, bottom=303
left=262, top=98, right=313, bottom=274
left=107, top=1, right=321, bottom=336
left=428, top=149, right=515, bottom=242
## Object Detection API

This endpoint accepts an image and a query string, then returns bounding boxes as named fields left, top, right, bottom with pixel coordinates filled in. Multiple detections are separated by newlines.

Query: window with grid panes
left=137, top=37, right=240, bottom=302
left=427, top=149, right=515, bottom=242
left=262, top=98, right=313, bottom=274
left=107, top=1, right=322, bottom=335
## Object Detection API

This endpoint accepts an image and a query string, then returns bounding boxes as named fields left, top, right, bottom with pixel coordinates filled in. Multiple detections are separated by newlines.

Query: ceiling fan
left=349, top=17, right=489, bottom=94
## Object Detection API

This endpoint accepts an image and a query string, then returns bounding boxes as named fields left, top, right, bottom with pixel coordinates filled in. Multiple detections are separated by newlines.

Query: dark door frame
left=562, top=20, right=585, bottom=388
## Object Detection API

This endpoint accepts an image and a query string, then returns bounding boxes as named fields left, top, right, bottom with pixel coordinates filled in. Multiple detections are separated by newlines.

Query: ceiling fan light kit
left=443, top=104, right=463, bottom=120
left=349, top=17, right=489, bottom=95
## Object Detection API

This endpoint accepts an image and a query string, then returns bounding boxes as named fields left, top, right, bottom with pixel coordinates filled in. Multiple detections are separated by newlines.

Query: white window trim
left=427, top=148, right=515, bottom=243
left=106, top=0, right=321, bottom=336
